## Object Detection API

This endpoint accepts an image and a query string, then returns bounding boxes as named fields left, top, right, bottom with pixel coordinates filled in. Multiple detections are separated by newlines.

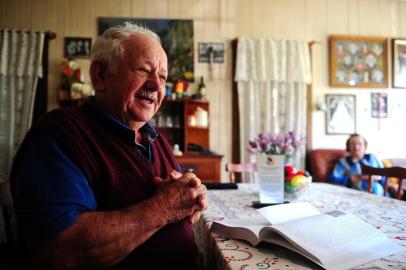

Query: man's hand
left=153, top=171, right=208, bottom=224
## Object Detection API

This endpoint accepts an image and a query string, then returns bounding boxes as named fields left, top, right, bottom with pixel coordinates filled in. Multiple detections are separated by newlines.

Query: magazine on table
left=210, top=202, right=405, bottom=270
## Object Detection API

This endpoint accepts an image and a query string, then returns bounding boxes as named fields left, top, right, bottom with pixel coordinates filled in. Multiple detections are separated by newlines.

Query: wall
left=1, top=0, right=406, bottom=178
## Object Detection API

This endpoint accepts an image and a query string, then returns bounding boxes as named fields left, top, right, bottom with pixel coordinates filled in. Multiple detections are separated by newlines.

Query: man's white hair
left=91, top=22, right=161, bottom=73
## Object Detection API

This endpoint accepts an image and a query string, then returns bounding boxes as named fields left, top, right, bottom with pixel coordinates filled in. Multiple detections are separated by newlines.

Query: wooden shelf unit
left=154, top=99, right=223, bottom=183
left=153, top=99, right=209, bottom=152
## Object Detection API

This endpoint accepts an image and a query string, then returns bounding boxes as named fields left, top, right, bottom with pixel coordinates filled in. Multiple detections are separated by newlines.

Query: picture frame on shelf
left=329, top=35, right=388, bottom=88
left=392, top=38, right=406, bottom=88
left=325, top=94, right=356, bottom=135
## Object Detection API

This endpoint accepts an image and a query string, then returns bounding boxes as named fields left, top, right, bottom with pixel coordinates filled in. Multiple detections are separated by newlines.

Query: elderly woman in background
left=330, top=133, right=385, bottom=196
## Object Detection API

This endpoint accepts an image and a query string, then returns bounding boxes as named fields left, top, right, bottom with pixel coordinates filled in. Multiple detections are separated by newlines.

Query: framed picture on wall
left=329, top=35, right=388, bottom=88
left=371, top=92, right=388, bottom=118
left=64, top=37, right=92, bottom=59
left=325, top=94, right=356, bottom=135
left=392, top=38, right=406, bottom=88
left=98, top=17, right=194, bottom=83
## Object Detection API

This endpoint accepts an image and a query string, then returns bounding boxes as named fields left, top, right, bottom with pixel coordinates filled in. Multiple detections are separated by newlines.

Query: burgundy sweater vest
left=12, top=102, right=198, bottom=269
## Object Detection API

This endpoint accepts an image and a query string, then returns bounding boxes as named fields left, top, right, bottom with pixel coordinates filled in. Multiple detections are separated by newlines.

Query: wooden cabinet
left=176, top=154, right=223, bottom=183
left=153, top=99, right=209, bottom=152
left=153, top=99, right=223, bottom=183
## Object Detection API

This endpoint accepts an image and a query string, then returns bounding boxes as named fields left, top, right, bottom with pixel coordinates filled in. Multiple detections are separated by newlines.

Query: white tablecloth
left=194, top=183, right=406, bottom=270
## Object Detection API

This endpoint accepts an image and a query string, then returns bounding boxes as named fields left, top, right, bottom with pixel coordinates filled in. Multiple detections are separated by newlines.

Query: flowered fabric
left=194, top=183, right=406, bottom=270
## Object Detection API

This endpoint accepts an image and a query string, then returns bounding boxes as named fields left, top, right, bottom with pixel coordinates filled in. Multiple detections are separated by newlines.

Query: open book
left=210, top=202, right=405, bottom=270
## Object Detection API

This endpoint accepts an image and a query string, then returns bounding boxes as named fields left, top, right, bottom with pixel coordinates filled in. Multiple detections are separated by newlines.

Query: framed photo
left=98, top=17, right=194, bottom=82
left=325, top=94, right=356, bottom=135
left=371, top=92, right=388, bottom=118
left=64, top=37, right=92, bottom=59
left=198, top=42, right=224, bottom=63
left=329, top=35, right=388, bottom=88
left=392, top=38, right=406, bottom=88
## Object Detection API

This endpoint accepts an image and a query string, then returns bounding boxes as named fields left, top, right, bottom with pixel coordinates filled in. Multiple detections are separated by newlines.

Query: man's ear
left=90, top=61, right=106, bottom=93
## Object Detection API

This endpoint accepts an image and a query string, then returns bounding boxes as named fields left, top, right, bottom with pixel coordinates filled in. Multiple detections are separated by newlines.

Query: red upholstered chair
left=225, top=163, right=257, bottom=183
left=309, top=149, right=347, bottom=182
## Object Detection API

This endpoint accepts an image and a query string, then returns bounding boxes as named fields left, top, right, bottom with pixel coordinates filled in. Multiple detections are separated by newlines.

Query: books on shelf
left=210, top=202, right=405, bottom=270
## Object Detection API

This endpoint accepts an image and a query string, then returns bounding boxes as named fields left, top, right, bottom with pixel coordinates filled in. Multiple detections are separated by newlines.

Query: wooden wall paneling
left=358, top=0, right=380, bottom=35
left=144, top=0, right=168, bottom=18
left=167, top=0, right=181, bottom=18
left=326, top=0, right=349, bottom=34
left=234, top=0, right=252, bottom=36
left=101, top=0, right=132, bottom=17
left=304, top=0, right=327, bottom=152
left=48, top=0, right=70, bottom=110
left=400, top=1, right=406, bottom=36
left=94, top=0, right=110, bottom=17
left=42, top=0, right=58, bottom=110
left=377, top=0, right=393, bottom=36
left=253, top=0, right=266, bottom=37
left=2, top=0, right=18, bottom=28
left=267, top=0, right=291, bottom=38
left=261, top=0, right=278, bottom=38
left=182, top=0, right=205, bottom=20
left=282, top=0, right=307, bottom=40
left=14, top=0, right=31, bottom=29
left=306, top=0, right=327, bottom=90
left=389, top=0, right=400, bottom=37
left=347, top=0, right=360, bottom=35
left=198, top=0, right=220, bottom=21
left=0, top=1, right=6, bottom=27
left=130, top=0, right=146, bottom=17
left=78, top=0, right=97, bottom=84
left=220, top=1, right=234, bottom=170
left=219, top=0, right=236, bottom=39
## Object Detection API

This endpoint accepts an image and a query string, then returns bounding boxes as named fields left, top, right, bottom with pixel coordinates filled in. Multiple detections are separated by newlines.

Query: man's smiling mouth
left=135, top=91, right=157, bottom=104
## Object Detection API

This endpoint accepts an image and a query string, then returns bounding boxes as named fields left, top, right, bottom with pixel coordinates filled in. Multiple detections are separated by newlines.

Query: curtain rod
left=3, top=29, right=56, bottom=40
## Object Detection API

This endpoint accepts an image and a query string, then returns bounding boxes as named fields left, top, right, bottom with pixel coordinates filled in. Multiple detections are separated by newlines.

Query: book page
left=258, top=202, right=320, bottom=224
left=210, top=216, right=271, bottom=246
left=261, top=231, right=323, bottom=268
left=270, top=211, right=406, bottom=270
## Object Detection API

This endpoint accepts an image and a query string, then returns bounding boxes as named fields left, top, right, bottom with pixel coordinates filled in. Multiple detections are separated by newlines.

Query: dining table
left=193, top=182, right=406, bottom=270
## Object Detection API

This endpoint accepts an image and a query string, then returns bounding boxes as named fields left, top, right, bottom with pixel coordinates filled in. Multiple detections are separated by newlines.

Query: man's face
left=102, top=34, right=168, bottom=124
left=348, top=136, right=366, bottom=160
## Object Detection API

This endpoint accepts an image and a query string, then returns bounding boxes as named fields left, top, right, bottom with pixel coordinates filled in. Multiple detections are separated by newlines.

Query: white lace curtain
left=0, top=29, right=44, bottom=183
left=235, top=37, right=311, bottom=171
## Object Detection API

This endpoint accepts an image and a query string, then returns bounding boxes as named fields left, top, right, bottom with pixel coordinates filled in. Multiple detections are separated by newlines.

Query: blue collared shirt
left=329, top=153, right=385, bottom=195
left=14, top=97, right=159, bottom=253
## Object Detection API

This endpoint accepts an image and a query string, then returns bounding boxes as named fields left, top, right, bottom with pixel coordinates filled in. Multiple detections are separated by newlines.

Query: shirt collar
left=82, top=96, right=158, bottom=144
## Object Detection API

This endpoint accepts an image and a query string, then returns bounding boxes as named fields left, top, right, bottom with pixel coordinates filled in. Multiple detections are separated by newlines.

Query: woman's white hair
left=91, top=22, right=161, bottom=73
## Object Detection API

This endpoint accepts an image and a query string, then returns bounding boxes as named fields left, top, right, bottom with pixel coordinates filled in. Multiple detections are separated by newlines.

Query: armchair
left=308, top=149, right=347, bottom=182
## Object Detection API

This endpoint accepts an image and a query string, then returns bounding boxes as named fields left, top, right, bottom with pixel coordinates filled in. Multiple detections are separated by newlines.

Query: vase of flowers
left=59, top=59, right=82, bottom=101
left=248, top=131, right=306, bottom=201
left=248, top=131, right=303, bottom=164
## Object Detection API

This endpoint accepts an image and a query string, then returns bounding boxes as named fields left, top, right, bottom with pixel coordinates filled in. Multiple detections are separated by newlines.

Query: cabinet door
left=153, top=100, right=185, bottom=151
left=184, top=100, right=209, bottom=150
left=177, top=156, right=222, bottom=183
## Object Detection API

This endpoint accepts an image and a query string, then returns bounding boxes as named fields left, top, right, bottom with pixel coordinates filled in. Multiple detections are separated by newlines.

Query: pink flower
left=247, top=131, right=304, bottom=158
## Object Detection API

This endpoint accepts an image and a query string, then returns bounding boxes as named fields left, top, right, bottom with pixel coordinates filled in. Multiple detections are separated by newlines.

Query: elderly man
left=11, top=23, right=207, bottom=269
